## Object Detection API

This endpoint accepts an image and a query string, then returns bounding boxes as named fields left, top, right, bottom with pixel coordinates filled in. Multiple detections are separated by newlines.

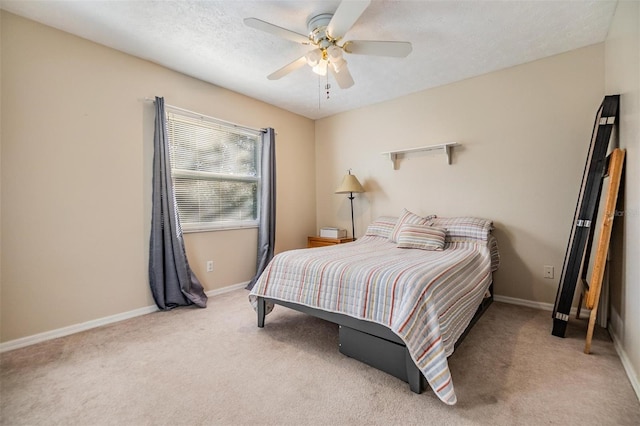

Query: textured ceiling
left=1, top=0, right=617, bottom=120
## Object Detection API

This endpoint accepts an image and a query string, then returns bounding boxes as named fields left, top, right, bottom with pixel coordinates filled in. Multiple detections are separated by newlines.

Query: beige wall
left=0, top=12, right=316, bottom=342
left=605, top=0, right=640, bottom=396
left=315, top=44, right=605, bottom=305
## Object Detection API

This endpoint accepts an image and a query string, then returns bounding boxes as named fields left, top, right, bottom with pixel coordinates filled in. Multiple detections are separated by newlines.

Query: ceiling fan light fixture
left=312, top=59, right=328, bottom=76
left=305, top=48, right=322, bottom=67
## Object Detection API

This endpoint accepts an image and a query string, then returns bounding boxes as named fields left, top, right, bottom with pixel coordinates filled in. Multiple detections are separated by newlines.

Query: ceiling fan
left=244, top=0, right=412, bottom=89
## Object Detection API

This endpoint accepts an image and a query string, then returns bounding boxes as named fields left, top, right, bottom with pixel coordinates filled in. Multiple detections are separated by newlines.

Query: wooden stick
left=584, top=148, right=625, bottom=354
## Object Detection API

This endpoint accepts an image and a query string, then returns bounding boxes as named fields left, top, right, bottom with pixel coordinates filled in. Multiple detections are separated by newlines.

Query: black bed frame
left=256, top=284, right=493, bottom=394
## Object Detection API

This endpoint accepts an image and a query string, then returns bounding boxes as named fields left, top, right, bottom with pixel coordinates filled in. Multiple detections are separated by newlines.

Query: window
left=166, top=108, right=262, bottom=232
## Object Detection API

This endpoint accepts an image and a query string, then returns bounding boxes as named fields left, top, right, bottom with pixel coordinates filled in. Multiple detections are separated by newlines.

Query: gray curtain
left=246, top=128, right=276, bottom=290
left=149, top=96, right=208, bottom=309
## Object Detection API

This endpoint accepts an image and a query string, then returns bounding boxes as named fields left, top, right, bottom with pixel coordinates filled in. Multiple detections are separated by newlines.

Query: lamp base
left=349, top=193, right=355, bottom=239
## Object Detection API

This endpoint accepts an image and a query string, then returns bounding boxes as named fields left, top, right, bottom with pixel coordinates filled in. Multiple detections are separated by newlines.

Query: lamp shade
left=335, top=173, right=365, bottom=194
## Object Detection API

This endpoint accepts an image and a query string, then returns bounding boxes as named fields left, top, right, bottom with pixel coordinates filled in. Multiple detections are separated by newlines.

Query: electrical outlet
left=206, top=261, right=214, bottom=272
left=543, top=265, right=554, bottom=279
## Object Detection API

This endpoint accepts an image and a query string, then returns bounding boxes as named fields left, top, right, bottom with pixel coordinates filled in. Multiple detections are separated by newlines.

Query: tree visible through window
left=166, top=109, right=261, bottom=232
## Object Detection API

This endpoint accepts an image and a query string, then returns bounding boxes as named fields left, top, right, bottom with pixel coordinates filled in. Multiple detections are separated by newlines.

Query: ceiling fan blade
left=343, top=40, right=412, bottom=57
left=244, top=18, right=310, bottom=45
left=330, top=63, right=355, bottom=89
left=327, top=0, right=371, bottom=40
left=267, top=56, right=308, bottom=80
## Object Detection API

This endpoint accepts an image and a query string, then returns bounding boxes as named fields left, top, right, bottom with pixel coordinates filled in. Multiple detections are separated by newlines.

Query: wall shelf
left=381, top=142, right=461, bottom=169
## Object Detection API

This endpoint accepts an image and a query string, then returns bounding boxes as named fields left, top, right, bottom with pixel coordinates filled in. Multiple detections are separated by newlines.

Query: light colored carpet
left=1, top=289, right=639, bottom=425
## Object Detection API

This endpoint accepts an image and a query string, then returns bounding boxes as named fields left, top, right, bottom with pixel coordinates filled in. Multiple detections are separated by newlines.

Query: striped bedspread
left=249, top=235, right=494, bottom=405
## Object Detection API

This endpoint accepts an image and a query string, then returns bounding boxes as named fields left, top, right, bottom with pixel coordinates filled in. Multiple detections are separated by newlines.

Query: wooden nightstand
left=307, top=236, right=354, bottom=248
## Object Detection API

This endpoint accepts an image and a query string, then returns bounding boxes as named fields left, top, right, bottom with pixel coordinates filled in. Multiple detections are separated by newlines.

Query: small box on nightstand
left=320, top=227, right=347, bottom=238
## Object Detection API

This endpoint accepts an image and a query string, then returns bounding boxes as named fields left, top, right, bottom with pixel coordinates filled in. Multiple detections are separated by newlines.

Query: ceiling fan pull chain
left=325, top=74, right=331, bottom=99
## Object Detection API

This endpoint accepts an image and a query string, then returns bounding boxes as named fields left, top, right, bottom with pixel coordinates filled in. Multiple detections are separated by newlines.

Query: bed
left=249, top=211, right=500, bottom=405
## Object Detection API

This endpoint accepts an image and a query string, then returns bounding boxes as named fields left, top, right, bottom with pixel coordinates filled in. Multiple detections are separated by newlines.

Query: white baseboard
left=0, top=304, right=158, bottom=353
left=205, top=281, right=249, bottom=297
left=609, top=306, right=624, bottom=337
left=0, top=281, right=249, bottom=354
left=493, top=294, right=589, bottom=317
left=608, top=311, right=640, bottom=402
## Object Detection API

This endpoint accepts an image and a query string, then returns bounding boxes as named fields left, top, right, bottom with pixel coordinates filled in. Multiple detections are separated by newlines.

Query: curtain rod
left=143, top=97, right=266, bottom=134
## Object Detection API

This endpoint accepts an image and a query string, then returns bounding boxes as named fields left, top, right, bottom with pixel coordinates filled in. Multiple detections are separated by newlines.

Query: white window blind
left=166, top=110, right=261, bottom=232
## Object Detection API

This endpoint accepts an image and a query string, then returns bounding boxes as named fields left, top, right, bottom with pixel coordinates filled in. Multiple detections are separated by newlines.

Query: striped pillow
left=388, top=208, right=435, bottom=243
left=396, top=224, right=446, bottom=251
left=430, top=217, right=493, bottom=242
left=365, top=216, right=398, bottom=238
